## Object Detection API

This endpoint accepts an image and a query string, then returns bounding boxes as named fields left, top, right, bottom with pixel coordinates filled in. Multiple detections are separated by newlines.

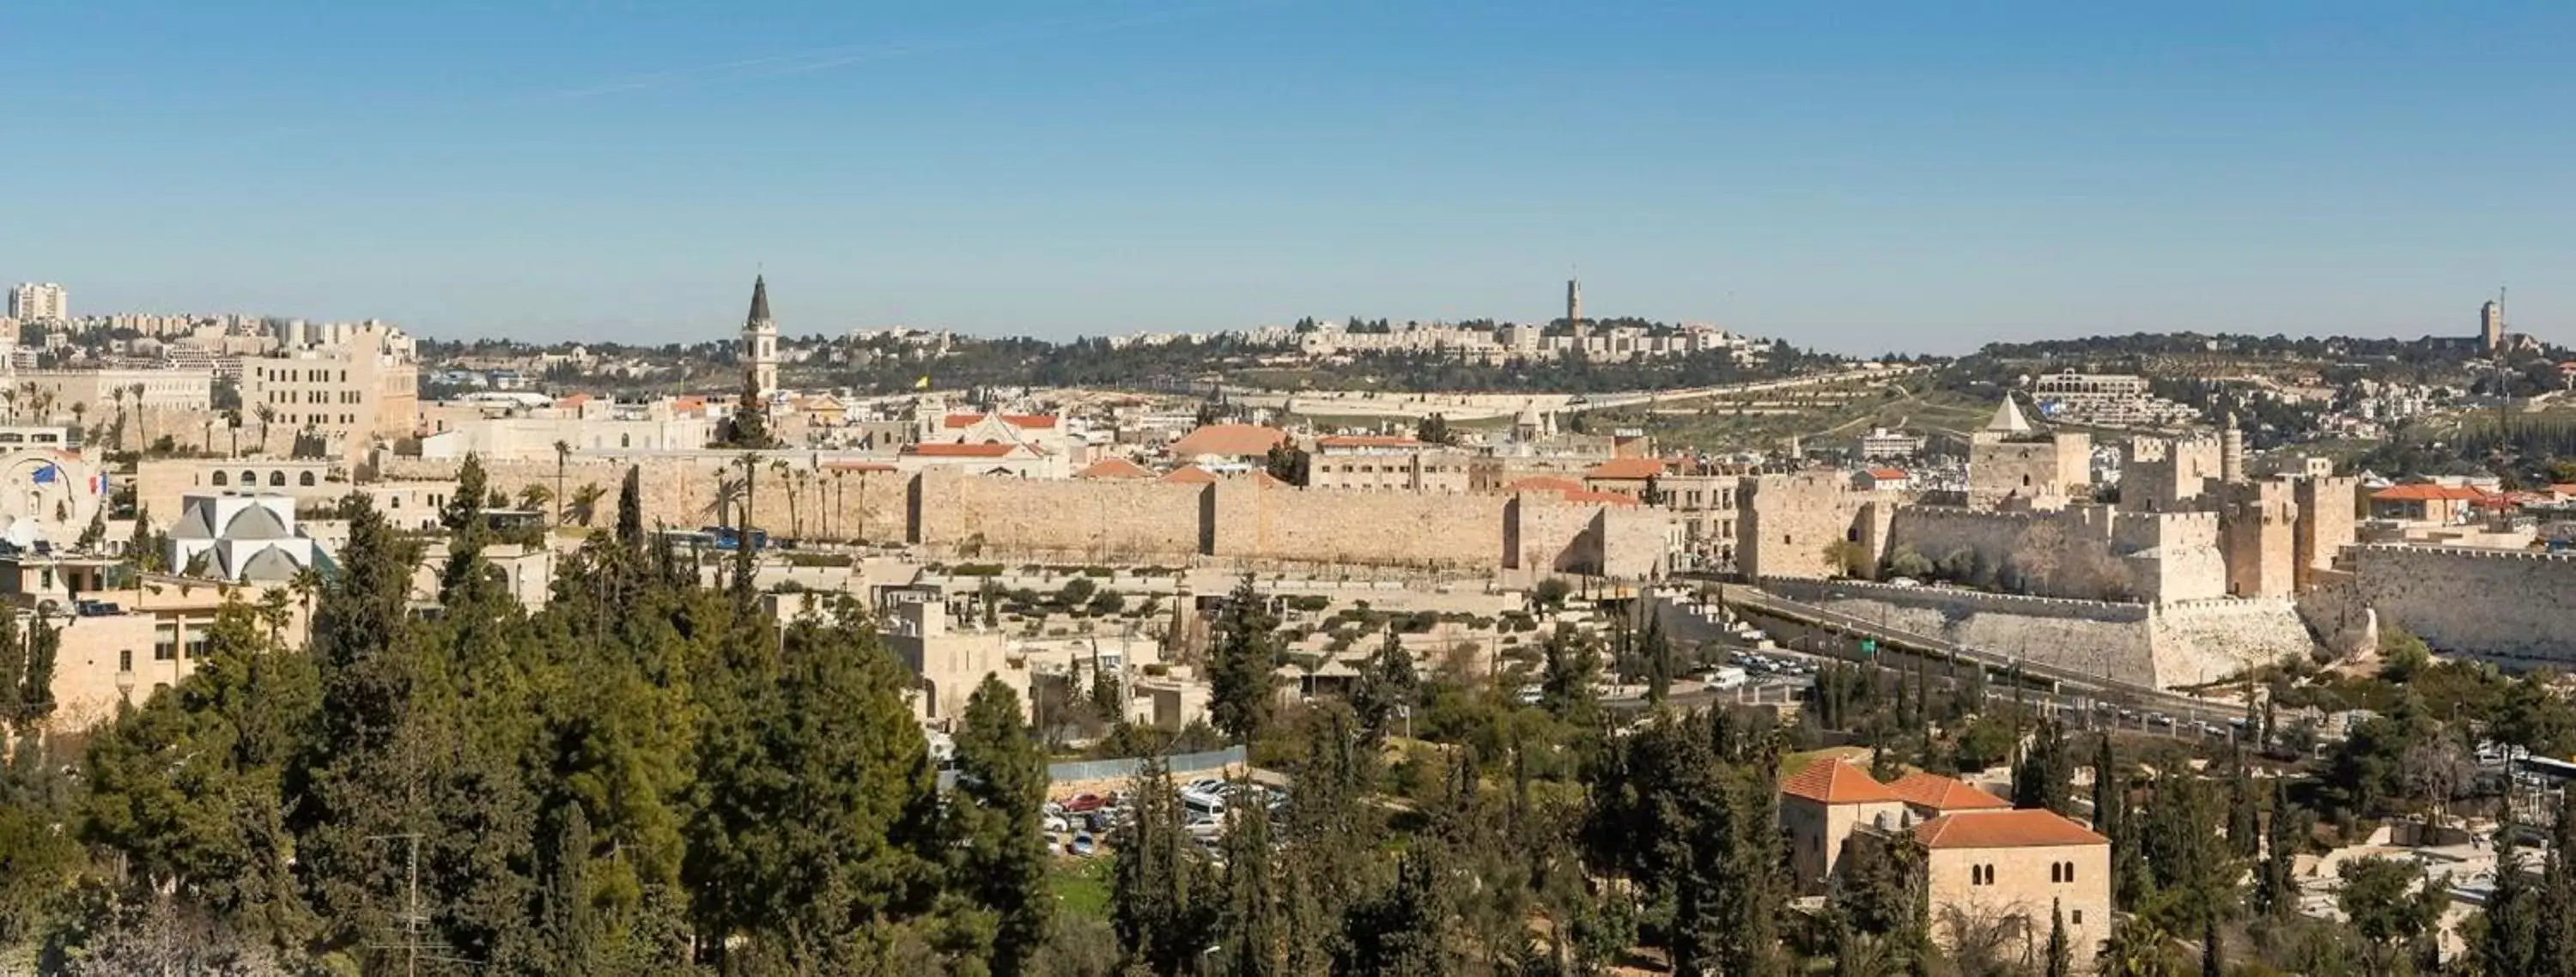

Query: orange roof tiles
left=1159, top=464, right=1220, bottom=485
left=1561, top=489, right=1640, bottom=507
left=1780, top=759, right=1901, bottom=804
left=1885, top=772, right=2012, bottom=812
left=2371, top=483, right=2489, bottom=501
left=1866, top=467, right=1911, bottom=481
left=1912, top=809, right=2109, bottom=850
left=1585, top=458, right=1668, bottom=481
left=1170, top=423, right=1289, bottom=459
left=902, top=443, right=1018, bottom=458
left=557, top=394, right=592, bottom=410
left=1317, top=434, right=1426, bottom=449
left=1074, top=458, right=1155, bottom=480
left=944, top=412, right=1060, bottom=429
left=1505, top=476, right=1589, bottom=494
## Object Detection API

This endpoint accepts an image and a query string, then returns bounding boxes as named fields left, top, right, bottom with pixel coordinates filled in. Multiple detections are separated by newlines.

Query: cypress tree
left=548, top=800, right=594, bottom=976
left=1640, top=613, right=1673, bottom=705
left=953, top=675, right=1053, bottom=976
left=2254, top=778, right=2302, bottom=918
left=2201, top=912, right=2221, bottom=977
left=1218, top=778, right=1281, bottom=977
left=2227, top=759, right=2260, bottom=860
left=2535, top=787, right=2576, bottom=977
left=614, top=464, right=644, bottom=552
left=2486, top=812, right=2536, bottom=977
left=1207, top=576, right=1276, bottom=744
left=2046, top=899, right=2071, bottom=977
left=17, top=616, right=56, bottom=727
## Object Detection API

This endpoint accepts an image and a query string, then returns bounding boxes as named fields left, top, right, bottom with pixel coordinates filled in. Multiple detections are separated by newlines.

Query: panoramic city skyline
left=9, top=0, right=2576, bottom=352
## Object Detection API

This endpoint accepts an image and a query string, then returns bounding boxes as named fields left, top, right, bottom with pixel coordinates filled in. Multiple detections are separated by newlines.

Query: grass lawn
left=1049, top=855, right=1115, bottom=919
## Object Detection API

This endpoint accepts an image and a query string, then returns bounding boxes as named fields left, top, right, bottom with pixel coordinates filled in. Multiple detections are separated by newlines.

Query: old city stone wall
left=1207, top=479, right=1509, bottom=570
left=1763, top=578, right=2160, bottom=686
left=1741, top=471, right=1871, bottom=579
left=2148, top=598, right=2317, bottom=686
left=1763, top=578, right=2316, bottom=689
left=2352, top=545, right=2576, bottom=663
left=914, top=466, right=1205, bottom=561
left=374, top=455, right=913, bottom=542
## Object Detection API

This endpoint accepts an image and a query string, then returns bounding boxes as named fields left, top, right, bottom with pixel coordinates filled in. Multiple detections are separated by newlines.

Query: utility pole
left=368, top=833, right=428, bottom=977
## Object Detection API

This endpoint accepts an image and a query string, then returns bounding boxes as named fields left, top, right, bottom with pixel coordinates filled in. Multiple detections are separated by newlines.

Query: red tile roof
left=557, top=394, right=592, bottom=409
left=1866, top=467, right=1911, bottom=481
left=1780, top=759, right=1901, bottom=804
left=1170, top=423, right=1289, bottom=458
left=1885, top=773, right=2012, bottom=812
left=1317, top=434, right=1426, bottom=449
left=1562, top=489, right=1640, bottom=507
left=1912, top=810, right=2109, bottom=850
left=1159, top=464, right=1220, bottom=485
left=944, top=412, right=1059, bottom=430
left=902, top=442, right=1019, bottom=458
left=1504, top=476, right=1588, bottom=494
left=1585, top=458, right=1668, bottom=481
left=1073, top=458, right=1155, bottom=480
left=2371, top=483, right=2489, bottom=502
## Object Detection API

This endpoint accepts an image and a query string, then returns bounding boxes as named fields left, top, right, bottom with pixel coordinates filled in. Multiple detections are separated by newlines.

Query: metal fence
left=938, top=745, right=1248, bottom=792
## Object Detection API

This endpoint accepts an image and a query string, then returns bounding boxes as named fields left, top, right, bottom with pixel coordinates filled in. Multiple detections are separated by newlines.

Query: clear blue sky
left=8, top=1, right=2575, bottom=354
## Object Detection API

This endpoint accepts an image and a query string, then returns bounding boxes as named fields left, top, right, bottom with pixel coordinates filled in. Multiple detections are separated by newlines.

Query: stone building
left=239, top=321, right=418, bottom=460
left=1967, top=396, right=2092, bottom=509
left=1782, top=762, right=2109, bottom=969
left=1306, top=435, right=1473, bottom=494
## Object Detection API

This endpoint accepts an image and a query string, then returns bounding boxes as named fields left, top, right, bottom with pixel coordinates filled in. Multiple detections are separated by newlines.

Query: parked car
left=1069, top=834, right=1097, bottom=857
left=1063, top=793, right=1108, bottom=813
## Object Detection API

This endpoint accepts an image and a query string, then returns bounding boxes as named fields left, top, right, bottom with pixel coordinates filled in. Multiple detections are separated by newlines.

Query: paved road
left=1714, top=586, right=2255, bottom=723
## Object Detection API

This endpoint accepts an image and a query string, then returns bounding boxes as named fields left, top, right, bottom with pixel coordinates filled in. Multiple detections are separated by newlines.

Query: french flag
left=88, top=471, right=107, bottom=495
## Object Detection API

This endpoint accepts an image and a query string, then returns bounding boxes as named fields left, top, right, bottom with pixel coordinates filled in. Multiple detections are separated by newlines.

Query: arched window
left=269, top=470, right=287, bottom=487
left=210, top=470, right=228, bottom=487
left=240, top=470, right=257, bottom=486
left=299, top=471, right=317, bottom=487
left=621, top=434, right=631, bottom=448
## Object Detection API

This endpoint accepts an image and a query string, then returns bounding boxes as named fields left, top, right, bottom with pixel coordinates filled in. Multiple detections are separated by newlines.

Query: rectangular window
left=118, top=649, right=132, bottom=671
left=2072, top=910, right=2083, bottom=925
left=154, top=625, right=177, bottom=661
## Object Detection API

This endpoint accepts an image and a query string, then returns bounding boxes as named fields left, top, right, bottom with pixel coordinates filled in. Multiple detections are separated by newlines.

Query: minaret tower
left=2220, top=413, right=2245, bottom=484
left=1566, top=277, right=1586, bottom=341
left=743, top=275, right=780, bottom=396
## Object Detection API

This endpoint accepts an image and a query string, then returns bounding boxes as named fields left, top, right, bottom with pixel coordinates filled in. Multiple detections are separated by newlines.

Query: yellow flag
left=914, top=375, right=932, bottom=390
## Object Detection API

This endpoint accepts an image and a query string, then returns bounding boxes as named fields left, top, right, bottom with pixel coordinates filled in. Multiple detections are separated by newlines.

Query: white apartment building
left=8, top=283, right=67, bottom=323
left=240, top=323, right=420, bottom=452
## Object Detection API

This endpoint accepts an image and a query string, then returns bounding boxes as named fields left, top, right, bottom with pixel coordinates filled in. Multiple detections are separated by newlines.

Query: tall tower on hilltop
left=743, top=275, right=780, bottom=396
left=2482, top=294, right=2506, bottom=351
left=1566, top=277, right=1586, bottom=340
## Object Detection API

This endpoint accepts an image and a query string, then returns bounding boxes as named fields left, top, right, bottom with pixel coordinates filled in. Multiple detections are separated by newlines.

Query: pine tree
left=126, top=504, right=164, bottom=571
left=1207, top=576, right=1276, bottom=745
left=0, top=611, right=20, bottom=731
left=953, top=675, right=1053, bottom=976
left=1538, top=624, right=1600, bottom=728
left=1350, top=628, right=1418, bottom=744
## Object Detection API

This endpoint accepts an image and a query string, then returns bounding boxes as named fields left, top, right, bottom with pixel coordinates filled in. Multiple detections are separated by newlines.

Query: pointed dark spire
left=746, top=275, right=771, bottom=325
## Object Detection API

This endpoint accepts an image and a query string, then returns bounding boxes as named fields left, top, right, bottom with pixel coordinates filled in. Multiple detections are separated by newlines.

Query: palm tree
left=552, top=440, right=572, bottom=525
left=70, top=401, right=87, bottom=443
left=109, top=386, right=127, bottom=451
left=568, top=482, right=607, bottom=527
left=253, top=404, right=276, bottom=454
left=289, top=566, right=323, bottom=621
left=518, top=483, right=554, bottom=513
left=769, top=458, right=796, bottom=539
left=224, top=409, right=243, bottom=457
